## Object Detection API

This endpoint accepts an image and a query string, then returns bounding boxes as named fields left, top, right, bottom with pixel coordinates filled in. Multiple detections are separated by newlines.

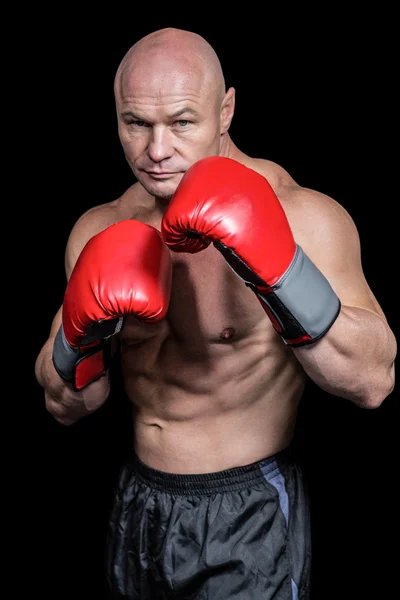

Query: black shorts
left=106, top=448, right=311, bottom=599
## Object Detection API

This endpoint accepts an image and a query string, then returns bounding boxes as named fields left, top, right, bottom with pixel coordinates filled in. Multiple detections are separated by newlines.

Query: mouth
left=145, top=171, right=176, bottom=180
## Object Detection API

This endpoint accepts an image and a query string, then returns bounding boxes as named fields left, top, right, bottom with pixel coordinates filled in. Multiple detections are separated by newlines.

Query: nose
left=147, top=125, right=173, bottom=163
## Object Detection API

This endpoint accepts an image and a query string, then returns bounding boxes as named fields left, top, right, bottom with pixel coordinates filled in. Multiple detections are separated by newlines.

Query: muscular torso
left=89, top=156, right=309, bottom=473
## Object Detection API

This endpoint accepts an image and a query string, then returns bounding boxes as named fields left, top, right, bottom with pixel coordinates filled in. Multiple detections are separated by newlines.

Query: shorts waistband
left=132, top=449, right=290, bottom=495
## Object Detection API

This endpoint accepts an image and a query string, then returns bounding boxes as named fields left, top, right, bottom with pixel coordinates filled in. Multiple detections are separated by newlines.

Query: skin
left=35, top=27, right=397, bottom=474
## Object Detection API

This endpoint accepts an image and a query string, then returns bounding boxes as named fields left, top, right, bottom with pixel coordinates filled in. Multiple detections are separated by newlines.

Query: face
left=116, top=64, right=225, bottom=200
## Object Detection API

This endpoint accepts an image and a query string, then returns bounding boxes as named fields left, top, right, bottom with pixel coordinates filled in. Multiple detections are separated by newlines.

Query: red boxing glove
left=53, top=220, right=172, bottom=391
left=161, top=156, right=340, bottom=345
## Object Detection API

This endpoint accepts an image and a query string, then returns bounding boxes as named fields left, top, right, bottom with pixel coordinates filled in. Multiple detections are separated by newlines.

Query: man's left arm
left=289, top=187, right=396, bottom=408
left=161, top=156, right=396, bottom=409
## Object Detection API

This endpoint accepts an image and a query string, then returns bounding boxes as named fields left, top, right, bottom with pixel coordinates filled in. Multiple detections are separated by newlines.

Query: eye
left=133, top=120, right=150, bottom=127
left=176, top=120, right=190, bottom=127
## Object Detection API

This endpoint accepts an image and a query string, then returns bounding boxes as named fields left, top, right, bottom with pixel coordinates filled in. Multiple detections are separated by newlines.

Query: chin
left=141, top=174, right=185, bottom=200
left=152, top=182, right=177, bottom=199
left=155, top=190, right=174, bottom=202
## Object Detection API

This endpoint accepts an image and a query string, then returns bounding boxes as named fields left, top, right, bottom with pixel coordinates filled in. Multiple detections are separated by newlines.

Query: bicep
left=318, top=237, right=385, bottom=319
left=294, top=191, right=387, bottom=320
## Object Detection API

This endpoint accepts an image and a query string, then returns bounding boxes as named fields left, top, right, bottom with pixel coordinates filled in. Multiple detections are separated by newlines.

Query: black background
left=18, top=9, right=398, bottom=600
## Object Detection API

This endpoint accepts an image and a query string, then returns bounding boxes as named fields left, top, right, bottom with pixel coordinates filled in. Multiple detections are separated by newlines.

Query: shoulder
left=236, top=152, right=384, bottom=314
left=246, top=156, right=382, bottom=310
left=247, top=156, right=360, bottom=255
left=64, top=183, right=147, bottom=277
left=64, top=201, right=120, bottom=277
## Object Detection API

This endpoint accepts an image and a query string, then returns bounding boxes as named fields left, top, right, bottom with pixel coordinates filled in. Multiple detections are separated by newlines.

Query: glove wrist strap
left=52, top=325, right=111, bottom=391
left=253, top=245, right=341, bottom=345
left=214, top=241, right=341, bottom=346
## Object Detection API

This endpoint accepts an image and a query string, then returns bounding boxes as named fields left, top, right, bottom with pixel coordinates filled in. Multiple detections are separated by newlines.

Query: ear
left=220, top=87, right=235, bottom=134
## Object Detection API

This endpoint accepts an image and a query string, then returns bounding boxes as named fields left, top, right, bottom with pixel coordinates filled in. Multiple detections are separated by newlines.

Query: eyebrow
left=120, top=107, right=200, bottom=120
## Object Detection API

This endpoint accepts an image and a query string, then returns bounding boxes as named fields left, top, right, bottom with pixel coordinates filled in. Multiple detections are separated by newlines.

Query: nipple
left=220, top=327, right=236, bottom=340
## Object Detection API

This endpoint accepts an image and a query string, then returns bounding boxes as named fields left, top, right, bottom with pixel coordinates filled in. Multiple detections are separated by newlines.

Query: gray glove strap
left=257, top=245, right=341, bottom=344
left=52, top=324, right=78, bottom=382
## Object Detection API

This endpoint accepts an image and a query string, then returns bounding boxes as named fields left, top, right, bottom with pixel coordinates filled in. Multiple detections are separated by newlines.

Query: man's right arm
left=35, top=216, right=173, bottom=426
left=35, top=306, right=112, bottom=426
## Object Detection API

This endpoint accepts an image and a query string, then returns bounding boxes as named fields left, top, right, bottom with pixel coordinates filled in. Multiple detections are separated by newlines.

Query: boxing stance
left=36, top=26, right=396, bottom=600
left=53, top=157, right=341, bottom=392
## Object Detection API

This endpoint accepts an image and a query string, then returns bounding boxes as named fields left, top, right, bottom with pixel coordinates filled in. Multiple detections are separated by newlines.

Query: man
left=35, top=27, right=396, bottom=599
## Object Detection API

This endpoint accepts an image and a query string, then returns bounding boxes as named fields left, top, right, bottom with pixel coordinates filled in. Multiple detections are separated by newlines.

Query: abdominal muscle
left=121, top=320, right=304, bottom=473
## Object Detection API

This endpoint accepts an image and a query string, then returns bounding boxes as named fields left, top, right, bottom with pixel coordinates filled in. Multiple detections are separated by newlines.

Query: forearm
left=35, top=338, right=111, bottom=425
left=292, top=306, right=396, bottom=407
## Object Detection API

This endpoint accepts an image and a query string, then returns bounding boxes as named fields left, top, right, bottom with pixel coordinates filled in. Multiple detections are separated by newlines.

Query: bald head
left=114, top=27, right=226, bottom=106
left=113, top=28, right=236, bottom=201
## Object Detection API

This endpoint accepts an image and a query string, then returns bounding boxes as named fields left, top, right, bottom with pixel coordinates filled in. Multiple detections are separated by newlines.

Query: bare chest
left=116, top=194, right=276, bottom=345
left=166, top=243, right=266, bottom=344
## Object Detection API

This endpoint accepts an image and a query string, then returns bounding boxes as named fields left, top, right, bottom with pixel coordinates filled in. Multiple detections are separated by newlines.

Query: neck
left=219, top=134, right=247, bottom=162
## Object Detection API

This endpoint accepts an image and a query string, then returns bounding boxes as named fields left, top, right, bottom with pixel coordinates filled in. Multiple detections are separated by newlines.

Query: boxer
left=35, top=27, right=396, bottom=599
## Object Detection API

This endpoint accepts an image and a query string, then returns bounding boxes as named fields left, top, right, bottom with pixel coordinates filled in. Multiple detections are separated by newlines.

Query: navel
left=220, top=327, right=236, bottom=341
